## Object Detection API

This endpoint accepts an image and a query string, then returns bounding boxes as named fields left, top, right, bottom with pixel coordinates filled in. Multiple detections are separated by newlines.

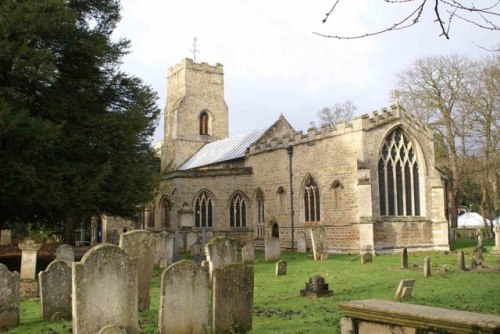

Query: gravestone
left=119, top=230, right=157, bottom=311
left=205, top=236, right=237, bottom=278
left=0, top=264, right=19, bottom=330
left=401, top=248, right=408, bottom=269
left=72, top=244, right=138, bottom=334
left=0, top=229, right=12, bottom=246
left=361, top=252, right=372, bottom=264
left=394, top=279, right=415, bottom=300
left=158, top=260, right=209, bottom=334
left=300, top=275, right=333, bottom=298
left=212, top=263, right=254, bottom=334
left=424, top=257, right=431, bottom=277
left=458, top=251, right=466, bottom=271
left=296, top=232, right=307, bottom=253
left=241, top=244, right=255, bottom=263
left=55, top=244, right=74, bottom=267
left=18, top=239, right=41, bottom=299
left=309, top=228, right=328, bottom=260
left=491, top=225, right=500, bottom=256
left=264, top=237, right=280, bottom=262
left=173, top=230, right=181, bottom=261
left=275, top=260, right=287, bottom=276
left=155, top=231, right=174, bottom=268
left=98, top=325, right=127, bottom=334
left=186, top=232, right=198, bottom=252
left=38, top=260, right=71, bottom=321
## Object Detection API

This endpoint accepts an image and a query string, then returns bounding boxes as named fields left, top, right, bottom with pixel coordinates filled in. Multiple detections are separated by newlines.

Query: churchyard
left=1, top=237, right=500, bottom=333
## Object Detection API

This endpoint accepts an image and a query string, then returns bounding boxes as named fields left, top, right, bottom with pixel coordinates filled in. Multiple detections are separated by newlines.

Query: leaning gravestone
left=55, top=244, right=74, bottom=267
left=361, top=252, right=372, bottom=264
left=39, top=260, right=71, bottom=321
left=155, top=231, right=174, bottom=268
left=296, top=232, right=307, bottom=253
left=241, top=244, right=255, bottom=263
left=72, top=244, right=138, bottom=334
left=394, top=279, right=415, bottom=300
left=205, top=236, right=237, bottom=278
left=212, top=263, right=254, bottom=334
left=264, top=237, right=280, bottom=262
left=158, top=260, right=209, bottom=334
left=401, top=248, right=408, bottom=269
left=119, top=230, right=157, bottom=311
left=309, top=228, right=328, bottom=260
left=275, top=260, right=287, bottom=276
left=0, top=229, right=12, bottom=246
left=424, top=257, right=431, bottom=278
left=0, top=264, right=19, bottom=330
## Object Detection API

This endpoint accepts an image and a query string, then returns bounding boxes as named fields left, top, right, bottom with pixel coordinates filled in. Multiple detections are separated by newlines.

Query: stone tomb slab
left=55, top=244, right=74, bottom=267
left=39, top=260, right=71, bottom=321
left=72, top=244, right=138, bottom=334
left=213, top=263, right=254, bottom=334
left=0, top=264, right=19, bottom=331
left=394, top=279, right=415, bottom=300
left=300, top=275, right=333, bottom=298
left=205, top=236, right=237, bottom=278
left=158, top=260, right=209, bottom=334
left=119, top=230, right=158, bottom=311
left=264, top=237, right=280, bottom=262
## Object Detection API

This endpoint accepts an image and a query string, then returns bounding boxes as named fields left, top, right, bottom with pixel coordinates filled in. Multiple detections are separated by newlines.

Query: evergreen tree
left=0, top=0, right=160, bottom=242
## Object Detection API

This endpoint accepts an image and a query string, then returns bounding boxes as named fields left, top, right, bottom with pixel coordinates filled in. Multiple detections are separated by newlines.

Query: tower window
left=199, top=111, right=209, bottom=135
left=378, top=128, right=420, bottom=216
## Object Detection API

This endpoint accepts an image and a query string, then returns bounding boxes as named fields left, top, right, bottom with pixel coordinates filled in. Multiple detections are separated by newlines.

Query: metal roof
left=179, top=128, right=268, bottom=170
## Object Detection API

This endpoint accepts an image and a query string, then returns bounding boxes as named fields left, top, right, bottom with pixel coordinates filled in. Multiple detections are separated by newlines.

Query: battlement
left=248, top=105, right=432, bottom=156
left=168, top=58, right=224, bottom=77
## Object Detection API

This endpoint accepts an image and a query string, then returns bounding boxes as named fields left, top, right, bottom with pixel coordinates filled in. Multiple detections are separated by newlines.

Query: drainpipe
left=287, top=145, right=295, bottom=251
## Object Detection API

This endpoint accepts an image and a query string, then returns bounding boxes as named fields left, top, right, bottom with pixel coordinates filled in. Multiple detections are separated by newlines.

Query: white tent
left=457, top=212, right=490, bottom=228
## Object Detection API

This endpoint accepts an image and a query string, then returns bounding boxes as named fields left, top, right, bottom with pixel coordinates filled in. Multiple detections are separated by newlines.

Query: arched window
left=331, top=180, right=344, bottom=211
left=378, top=128, right=420, bottom=216
left=199, top=111, right=209, bottom=135
left=303, top=175, right=320, bottom=222
left=255, top=189, right=265, bottom=238
left=230, top=193, right=247, bottom=228
left=195, top=192, right=214, bottom=227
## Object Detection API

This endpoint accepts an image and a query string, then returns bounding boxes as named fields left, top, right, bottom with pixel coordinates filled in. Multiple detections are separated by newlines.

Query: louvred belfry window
left=378, top=128, right=420, bottom=216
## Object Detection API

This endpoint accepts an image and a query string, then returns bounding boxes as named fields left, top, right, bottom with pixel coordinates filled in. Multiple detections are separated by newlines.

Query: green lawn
left=5, top=239, right=500, bottom=334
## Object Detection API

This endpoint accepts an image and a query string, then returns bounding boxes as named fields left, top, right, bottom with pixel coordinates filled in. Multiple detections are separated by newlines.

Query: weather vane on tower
left=191, top=37, right=199, bottom=62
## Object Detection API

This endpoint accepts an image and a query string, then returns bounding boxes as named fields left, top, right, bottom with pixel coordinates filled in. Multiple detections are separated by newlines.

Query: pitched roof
left=179, top=128, right=268, bottom=170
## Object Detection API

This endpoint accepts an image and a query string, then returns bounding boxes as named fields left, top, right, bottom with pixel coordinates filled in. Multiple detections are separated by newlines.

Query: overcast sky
left=112, top=0, right=499, bottom=143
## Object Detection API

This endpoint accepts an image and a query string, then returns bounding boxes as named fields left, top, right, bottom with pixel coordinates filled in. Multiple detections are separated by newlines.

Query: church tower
left=161, top=58, right=229, bottom=170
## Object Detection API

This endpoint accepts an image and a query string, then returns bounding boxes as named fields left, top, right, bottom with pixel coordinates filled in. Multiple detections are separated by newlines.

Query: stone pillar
left=457, top=251, right=466, bottom=271
left=423, top=257, right=431, bottom=278
left=18, top=239, right=42, bottom=299
left=401, top=248, right=408, bottom=269
left=357, top=168, right=374, bottom=254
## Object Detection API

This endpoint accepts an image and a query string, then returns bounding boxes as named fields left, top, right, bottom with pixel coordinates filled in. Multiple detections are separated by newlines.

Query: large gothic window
left=255, top=189, right=265, bottom=238
left=195, top=192, right=213, bottom=227
left=230, top=193, right=247, bottom=228
left=199, top=111, right=209, bottom=135
left=378, top=128, right=421, bottom=216
left=303, top=175, right=321, bottom=222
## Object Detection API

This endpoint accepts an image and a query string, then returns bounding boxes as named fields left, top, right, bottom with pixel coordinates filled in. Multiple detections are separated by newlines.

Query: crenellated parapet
left=248, top=105, right=433, bottom=156
left=168, top=58, right=223, bottom=77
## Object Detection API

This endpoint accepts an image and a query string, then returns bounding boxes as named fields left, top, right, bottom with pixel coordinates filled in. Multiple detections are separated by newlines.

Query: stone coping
left=339, top=299, right=500, bottom=334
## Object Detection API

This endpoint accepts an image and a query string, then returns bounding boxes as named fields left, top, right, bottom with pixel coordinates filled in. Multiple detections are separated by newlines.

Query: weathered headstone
left=38, top=260, right=71, bottom=321
left=72, top=244, right=138, bottom=334
left=401, top=248, right=408, bottom=269
left=205, top=236, right=237, bottom=278
left=0, top=229, right=12, bottom=246
left=158, top=260, right=209, bottom=334
left=18, top=239, right=41, bottom=280
left=424, top=257, right=431, bottom=278
left=457, top=251, right=466, bottom=271
left=300, top=275, right=333, bottom=298
left=241, top=244, right=255, bottom=263
left=361, top=252, right=372, bottom=264
left=394, top=279, right=415, bottom=300
left=155, top=231, right=174, bottom=268
left=98, top=325, right=127, bottom=334
left=0, top=264, right=19, bottom=330
left=309, top=228, right=328, bottom=260
left=55, top=244, right=74, bottom=267
left=212, top=263, right=254, bottom=334
left=296, top=232, right=307, bottom=253
left=275, top=260, right=287, bottom=276
left=264, top=237, right=280, bottom=262
left=186, top=232, right=198, bottom=252
left=119, top=230, right=157, bottom=311
left=491, top=225, right=500, bottom=256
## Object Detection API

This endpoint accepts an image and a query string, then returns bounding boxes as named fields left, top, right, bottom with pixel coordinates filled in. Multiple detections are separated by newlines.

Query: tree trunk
left=64, top=216, right=75, bottom=245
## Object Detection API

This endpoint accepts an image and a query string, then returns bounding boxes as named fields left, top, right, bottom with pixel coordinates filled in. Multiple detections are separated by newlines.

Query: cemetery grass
left=4, top=239, right=500, bottom=334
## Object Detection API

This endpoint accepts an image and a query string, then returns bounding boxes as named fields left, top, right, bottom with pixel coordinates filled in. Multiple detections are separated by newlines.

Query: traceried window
left=230, top=193, right=247, bottom=228
left=303, top=175, right=321, bottom=222
left=255, top=189, right=265, bottom=238
left=195, top=192, right=213, bottom=227
left=378, top=128, right=421, bottom=216
left=199, top=111, right=209, bottom=135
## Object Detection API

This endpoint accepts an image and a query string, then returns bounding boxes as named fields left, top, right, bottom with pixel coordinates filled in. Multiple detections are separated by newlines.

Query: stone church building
left=149, top=58, right=449, bottom=254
